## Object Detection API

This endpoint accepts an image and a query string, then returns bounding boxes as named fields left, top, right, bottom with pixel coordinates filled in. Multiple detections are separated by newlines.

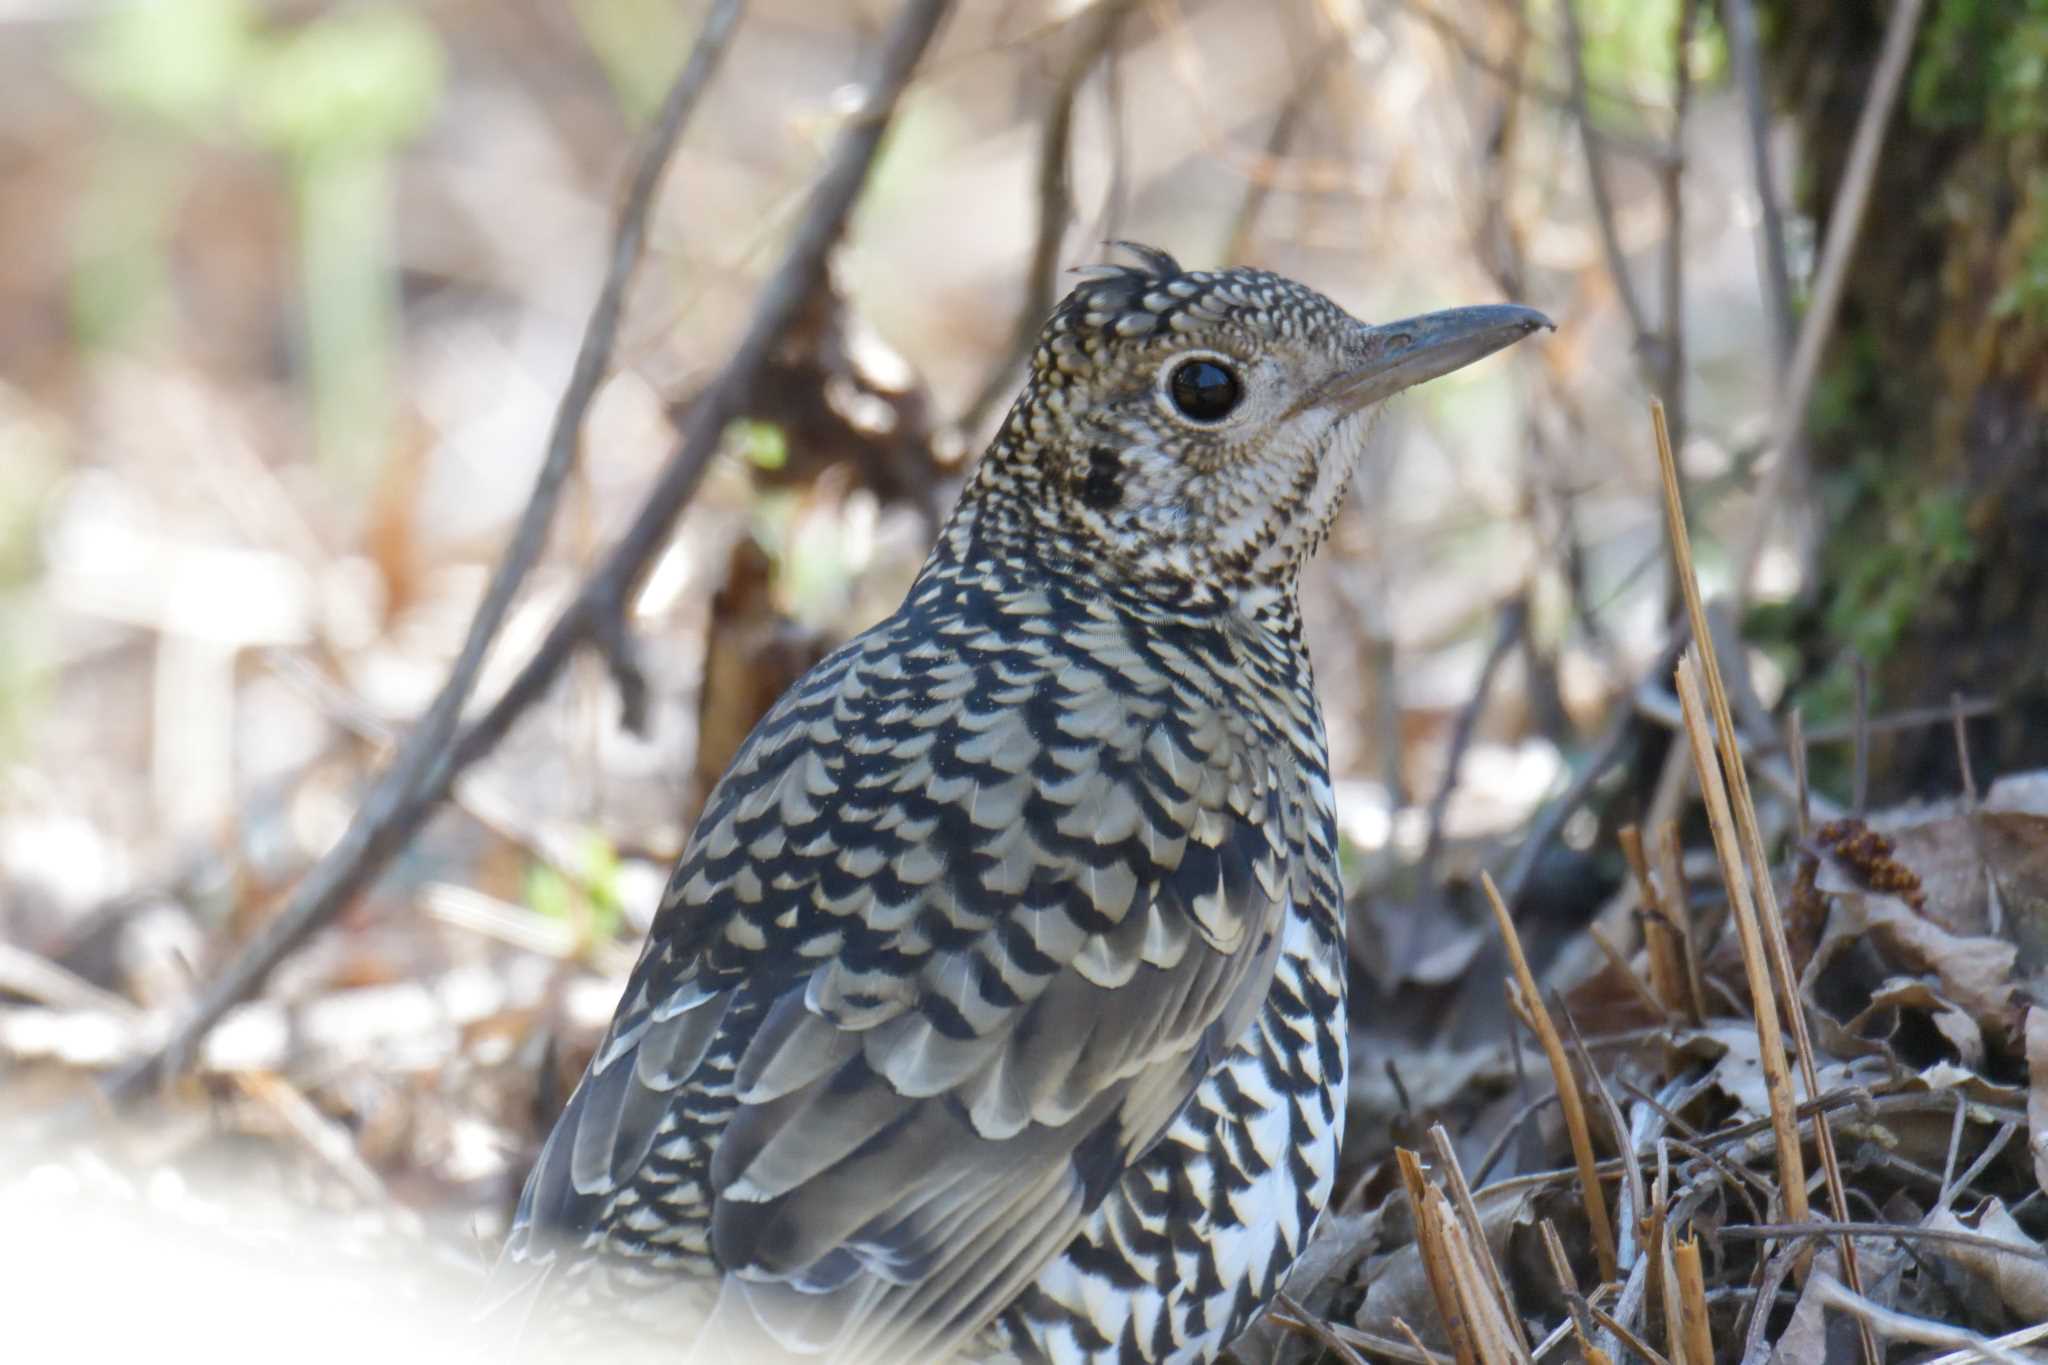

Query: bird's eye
left=1167, top=358, right=1242, bottom=422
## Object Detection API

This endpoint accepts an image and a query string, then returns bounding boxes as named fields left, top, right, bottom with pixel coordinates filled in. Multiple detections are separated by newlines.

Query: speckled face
left=976, top=244, right=1550, bottom=606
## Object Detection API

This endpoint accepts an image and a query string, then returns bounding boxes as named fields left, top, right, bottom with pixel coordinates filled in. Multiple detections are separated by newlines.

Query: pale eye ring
left=1162, top=354, right=1243, bottom=423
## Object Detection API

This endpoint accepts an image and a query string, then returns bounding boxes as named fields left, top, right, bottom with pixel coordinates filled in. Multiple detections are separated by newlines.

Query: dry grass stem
left=1588, top=922, right=1670, bottom=1022
left=1588, top=1301, right=1675, bottom=1365
left=1672, top=1234, right=1714, bottom=1365
left=1653, top=401, right=1869, bottom=1334
left=1674, top=652, right=1808, bottom=1229
left=1429, top=1125, right=1535, bottom=1358
left=1539, top=1219, right=1614, bottom=1365
left=1651, top=822, right=1709, bottom=1024
left=1619, top=825, right=1691, bottom=1023
left=1396, top=1316, right=1447, bottom=1365
left=1399, top=1147, right=1481, bottom=1365
left=1481, top=870, right=1620, bottom=1280
left=1269, top=1304, right=1457, bottom=1365
left=1434, top=1186, right=1527, bottom=1365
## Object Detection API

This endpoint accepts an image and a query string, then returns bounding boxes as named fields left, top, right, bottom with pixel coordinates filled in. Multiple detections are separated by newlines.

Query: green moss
left=1993, top=172, right=2048, bottom=322
left=1824, top=481, right=1975, bottom=660
left=1913, top=0, right=2048, bottom=136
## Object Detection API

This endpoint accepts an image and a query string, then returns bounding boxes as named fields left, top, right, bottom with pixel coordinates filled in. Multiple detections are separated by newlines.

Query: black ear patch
left=1080, top=446, right=1122, bottom=510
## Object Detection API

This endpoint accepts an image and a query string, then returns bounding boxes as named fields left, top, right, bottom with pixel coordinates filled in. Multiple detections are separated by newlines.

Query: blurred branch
left=1419, top=595, right=1528, bottom=883
left=1222, top=42, right=1343, bottom=263
left=1721, top=0, right=1795, bottom=369
left=1558, top=0, right=1653, bottom=354
left=1095, top=29, right=1132, bottom=242
left=1736, top=0, right=1927, bottom=600
left=1656, top=0, right=1696, bottom=450
left=1493, top=638, right=1679, bottom=908
left=1381, top=0, right=1679, bottom=162
left=958, top=0, right=1135, bottom=434
left=106, top=0, right=953, bottom=1102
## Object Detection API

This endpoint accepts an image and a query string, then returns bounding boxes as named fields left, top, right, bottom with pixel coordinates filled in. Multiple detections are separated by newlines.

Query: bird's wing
left=507, top=609, right=1305, bottom=1362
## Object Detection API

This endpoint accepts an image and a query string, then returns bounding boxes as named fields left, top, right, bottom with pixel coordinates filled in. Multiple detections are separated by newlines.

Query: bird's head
left=966, top=244, right=1550, bottom=610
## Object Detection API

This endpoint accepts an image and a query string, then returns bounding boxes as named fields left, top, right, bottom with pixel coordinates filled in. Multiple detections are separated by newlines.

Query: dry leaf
left=1923, top=1199, right=2048, bottom=1324
left=1848, top=978, right=1987, bottom=1069
left=1676, top=1021, right=1885, bottom=1123
left=1810, top=890, right=2018, bottom=1038
left=2027, top=1008, right=2048, bottom=1198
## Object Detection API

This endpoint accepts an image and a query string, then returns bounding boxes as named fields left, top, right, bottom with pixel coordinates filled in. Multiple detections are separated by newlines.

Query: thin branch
left=958, top=0, right=1136, bottom=434
left=105, top=0, right=953, bottom=1101
left=1222, top=41, right=1344, bottom=263
left=1386, top=0, right=1681, bottom=157
left=1656, top=0, right=1696, bottom=449
left=1720, top=0, right=1795, bottom=369
left=103, top=0, right=744, bottom=1098
left=1558, top=0, right=1652, bottom=347
left=1495, top=634, right=1681, bottom=908
left=1805, top=1271, right=2041, bottom=1365
left=1420, top=595, right=1528, bottom=880
left=1736, top=0, right=1928, bottom=599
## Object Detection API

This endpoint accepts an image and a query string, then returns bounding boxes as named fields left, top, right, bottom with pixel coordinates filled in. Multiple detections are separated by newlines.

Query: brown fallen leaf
left=1808, top=886, right=2018, bottom=1042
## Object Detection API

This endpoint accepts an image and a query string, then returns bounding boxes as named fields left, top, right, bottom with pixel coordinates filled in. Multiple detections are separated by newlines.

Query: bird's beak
left=1326, top=304, right=1552, bottom=412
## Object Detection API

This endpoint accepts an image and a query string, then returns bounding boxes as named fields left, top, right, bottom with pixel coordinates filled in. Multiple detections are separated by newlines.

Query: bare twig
left=1805, top=1273, right=2037, bottom=1365
left=1715, top=1222, right=2048, bottom=1268
left=1673, top=1235, right=1714, bottom=1365
left=1482, top=870, right=1619, bottom=1281
left=1656, top=0, right=1696, bottom=448
left=1265, top=1308, right=1457, bottom=1365
left=1496, top=634, right=1681, bottom=907
left=104, top=0, right=745, bottom=1098
left=958, top=0, right=1136, bottom=434
left=1386, top=0, right=1678, bottom=154
left=106, top=0, right=953, bottom=1101
left=1953, top=690, right=1982, bottom=808
left=1421, top=596, right=1528, bottom=880
left=1557, top=0, right=1651, bottom=348
left=1223, top=41, right=1345, bottom=263
left=1271, top=1293, right=1373, bottom=1365
left=1655, top=404, right=1874, bottom=1343
left=1720, top=0, right=1795, bottom=368
left=1429, top=1124, right=1535, bottom=1357
left=1735, top=0, right=1928, bottom=599
left=1853, top=656, right=1871, bottom=814
left=1923, top=1321, right=2048, bottom=1365
left=1396, top=1148, right=1480, bottom=1365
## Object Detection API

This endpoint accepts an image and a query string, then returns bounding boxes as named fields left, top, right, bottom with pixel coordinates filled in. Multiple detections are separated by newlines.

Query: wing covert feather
left=507, top=605, right=1310, bottom=1363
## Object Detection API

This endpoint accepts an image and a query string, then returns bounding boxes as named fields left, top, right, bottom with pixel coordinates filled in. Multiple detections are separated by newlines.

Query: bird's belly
left=997, top=909, right=1348, bottom=1365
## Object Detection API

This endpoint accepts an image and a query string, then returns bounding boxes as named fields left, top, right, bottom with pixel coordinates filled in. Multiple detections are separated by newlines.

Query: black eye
left=1167, top=358, right=1242, bottom=422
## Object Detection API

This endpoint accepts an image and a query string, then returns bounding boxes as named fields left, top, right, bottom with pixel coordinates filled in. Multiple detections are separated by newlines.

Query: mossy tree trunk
left=1756, top=0, right=2048, bottom=800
